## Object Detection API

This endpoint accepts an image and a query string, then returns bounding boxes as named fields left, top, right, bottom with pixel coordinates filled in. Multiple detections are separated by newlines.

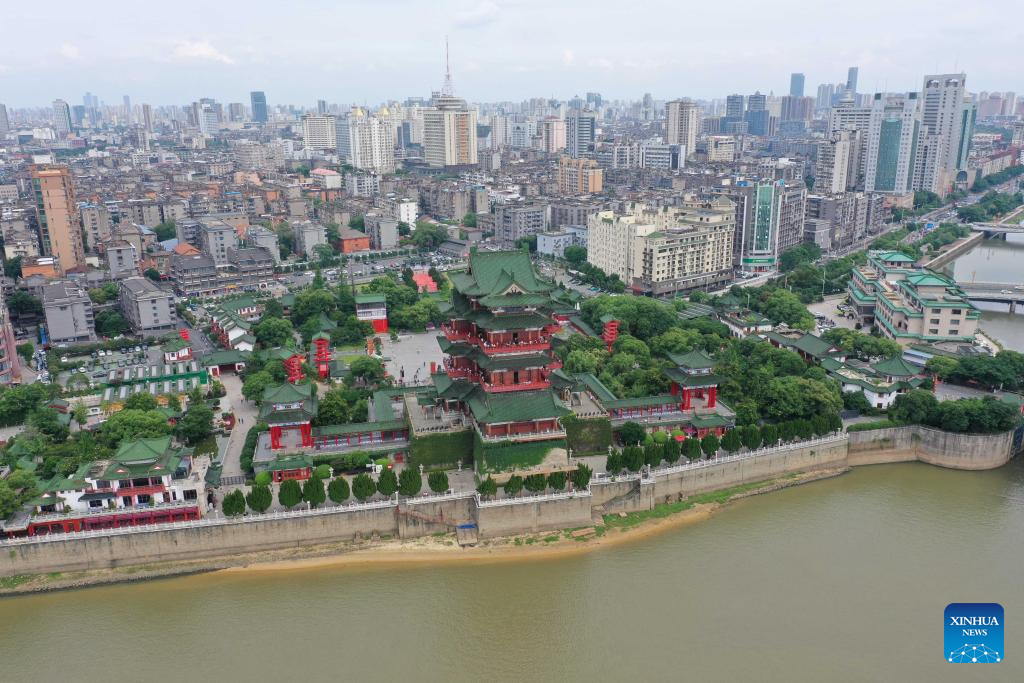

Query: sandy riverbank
left=0, top=468, right=847, bottom=595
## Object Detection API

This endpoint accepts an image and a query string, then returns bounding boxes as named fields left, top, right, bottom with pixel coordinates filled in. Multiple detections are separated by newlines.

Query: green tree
left=523, top=473, right=547, bottom=493
left=760, top=424, right=779, bottom=446
left=144, top=268, right=162, bottom=281
left=617, top=421, right=645, bottom=446
left=352, top=473, right=376, bottom=501
left=398, top=467, right=422, bottom=497
left=701, top=433, right=720, bottom=458
left=254, top=317, right=294, bottom=347
left=7, top=291, right=43, bottom=317
left=664, top=438, right=681, bottom=463
left=624, top=446, right=644, bottom=472
left=238, top=370, right=272, bottom=403
left=683, top=438, right=702, bottom=461
left=255, top=471, right=272, bottom=486
left=570, top=463, right=592, bottom=489
left=245, top=484, right=273, bottom=513
left=477, top=476, right=498, bottom=498
left=222, top=489, right=246, bottom=516
left=303, top=472, right=327, bottom=508
left=605, top=450, right=623, bottom=473
left=503, top=474, right=524, bottom=496
left=4, top=256, right=23, bottom=279
left=563, top=245, right=587, bottom=265
left=547, top=471, right=567, bottom=491
left=176, top=400, right=214, bottom=446
left=278, top=479, right=303, bottom=509
left=328, top=476, right=350, bottom=503
left=71, top=402, right=89, bottom=428
left=99, top=409, right=171, bottom=447
left=154, top=220, right=177, bottom=241
left=427, top=470, right=449, bottom=493
left=376, top=467, right=398, bottom=497
left=29, top=408, right=69, bottom=443
left=742, top=426, right=762, bottom=451
left=643, top=442, right=663, bottom=467
left=123, top=392, right=158, bottom=411
left=890, top=389, right=938, bottom=424
left=16, top=342, right=33, bottom=364
left=721, top=429, right=742, bottom=454
left=348, top=356, right=386, bottom=384
left=462, top=212, right=478, bottom=228
left=95, top=310, right=130, bottom=337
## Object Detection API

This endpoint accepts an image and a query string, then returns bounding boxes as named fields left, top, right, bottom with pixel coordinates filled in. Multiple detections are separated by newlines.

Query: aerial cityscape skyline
left=0, top=0, right=1022, bottom=105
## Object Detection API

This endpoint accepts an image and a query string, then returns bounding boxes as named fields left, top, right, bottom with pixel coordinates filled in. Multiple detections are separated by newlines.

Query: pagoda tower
left=433, top=249, right=570, bottom=444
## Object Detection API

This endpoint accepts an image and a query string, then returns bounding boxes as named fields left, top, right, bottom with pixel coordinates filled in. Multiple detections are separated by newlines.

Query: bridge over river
left=955, top=281, right=1024, bottom=312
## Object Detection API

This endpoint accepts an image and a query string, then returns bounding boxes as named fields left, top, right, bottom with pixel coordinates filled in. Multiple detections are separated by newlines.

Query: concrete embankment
left=921, top=231, right=983, bottom=270
left=1, top=426, right=1019, bottom=579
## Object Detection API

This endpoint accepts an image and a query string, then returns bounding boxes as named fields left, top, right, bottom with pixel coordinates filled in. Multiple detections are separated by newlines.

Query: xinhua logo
left=945, top=603, right=1004, bottom=663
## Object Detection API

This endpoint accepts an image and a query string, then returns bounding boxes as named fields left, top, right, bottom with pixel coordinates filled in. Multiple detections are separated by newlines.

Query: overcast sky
left=1, top=0, right=1020, bottom=107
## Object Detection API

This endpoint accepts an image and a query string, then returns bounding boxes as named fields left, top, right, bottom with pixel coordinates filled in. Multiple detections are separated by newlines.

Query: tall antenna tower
left=442, top=36, right=454, bottom=96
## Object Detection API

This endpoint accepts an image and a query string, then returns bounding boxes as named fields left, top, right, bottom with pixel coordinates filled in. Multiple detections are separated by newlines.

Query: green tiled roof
left=266, top=454, right=312, bottom=471
left=163, top=338, right=191, bottom=352
left=690, top=414, right=731, bottom=428
left=465, top=310, right=553, bottom=330
left=432, top=372, right=476, bottom=400
left=871, top=355, right=921, bottom=377
left=905, top=273, right=953, bottom=288
left=437, top=336, right=473, bottom=356
left=465, top=388, right=570, bottom=424
left=664, top=368, right=722, bottom=388
left=573, top=372, right=618, bottom=402
left=765, top=331, right=835, bottom=358
left=668, top=349, right=716, bottom=370
left=262, top=382, right=313, bottom=404
left=314, top=419, right=408, bottom=436
left=202, top=349, right=251, bottom=367
left=876, top=251, right=915, bottom=263
left=477, top=292, right=553, bottom=308
left=355, top=294, right=387, bottom=304
left=99, top=437, right=186, bottom=480
left=450, top=250, right=553, bottom=297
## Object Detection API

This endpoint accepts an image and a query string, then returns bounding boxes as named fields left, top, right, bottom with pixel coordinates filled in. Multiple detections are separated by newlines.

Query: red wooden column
left=270, top=425, right=282, bottom=449
left=681, top=388, right=692, bottom=410
left=708, top=387, right=717, bottom=408
left=300, top=423, right=313, bottom=447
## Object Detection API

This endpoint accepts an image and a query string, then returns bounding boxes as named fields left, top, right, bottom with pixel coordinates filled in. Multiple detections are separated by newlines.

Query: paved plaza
left=380, top=331, right=445, bottom=386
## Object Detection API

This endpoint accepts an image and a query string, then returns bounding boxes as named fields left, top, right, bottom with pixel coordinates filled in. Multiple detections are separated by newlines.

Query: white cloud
left=172, top=40, right=235, bottom=65
left=454, top=1, right=500, bottom=28
left=588, top=57, right=613, bottom=70
left=562, top=49, right=575, bottom=66
left=58, top=43, right=82, bottom=61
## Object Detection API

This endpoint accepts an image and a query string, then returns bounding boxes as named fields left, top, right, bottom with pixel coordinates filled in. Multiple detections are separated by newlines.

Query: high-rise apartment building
left=815, top=131, right=852, bottom=195
left=828, top=95, right=872, bottom=188
left=557, top=157, right=603, bottom=195
left=540, top=117, right=566, bottom=154
left=715, top=179, right=806, bottom=273
left=587, top=197, right=736, bottom=295
left=32, top=166, right=86, bottom=273
left=336, top=107, right=396, bottom=173
left=790, top=73, right=805, bottom=97
left=422, top=95, right=478, bottom=168
left=846, top=67, right=859, bottom=94
left=864, top=93, right=920, bottom=194
left=141, top=104, right=153, bottom=132
left=52, top=99, right=72, bottom=135
left=302, top=114, right=337, bottom=151
left=250, top=91, right=268, bottom=123
left=565, top=110, right=596, bottom=158
left=725, top=94, right=745, bottom=121
left=913, top=74, right=970, bottom=195
left=0, top=103, right=9, bottom=135
left=666, top=99, right=699, bottom=157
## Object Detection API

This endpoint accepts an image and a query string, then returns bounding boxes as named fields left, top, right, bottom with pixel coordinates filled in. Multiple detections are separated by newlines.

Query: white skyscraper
left=302, top=114, right=337, bottom=151
left=52, top=99, right=72, bottom=135
left=913, top=73, right=968, bottom=195
left=566, top=110, right=597, bottom=158
left=423, top=95, right=478, bottom=168
left=666, top=99, right=699, bottom=157
left=336, top=107, right=396, bottom=173
left=815, top=131, right=852, bottom=195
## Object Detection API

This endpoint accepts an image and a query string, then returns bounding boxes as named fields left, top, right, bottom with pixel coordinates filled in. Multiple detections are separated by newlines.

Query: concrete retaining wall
left=475, top=495, right=594, bottom=539
left=1, top=506, right=400, bottom=577
left=2, top=427, right=1018, bottom=578
left=847, top=425, right=1016, bottom=470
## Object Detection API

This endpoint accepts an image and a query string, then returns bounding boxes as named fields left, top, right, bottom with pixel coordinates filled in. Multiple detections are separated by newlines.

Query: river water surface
left=946, top=233, right=1024, bottom=351
left=1, top=461, right=1022, bottom=681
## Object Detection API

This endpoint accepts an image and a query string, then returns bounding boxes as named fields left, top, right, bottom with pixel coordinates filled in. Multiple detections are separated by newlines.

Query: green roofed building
left=259, top=382, right=318, bottom=449
left=848, top=250, right=979, bottom=346
left=433, top=248, right=570, bottom=445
